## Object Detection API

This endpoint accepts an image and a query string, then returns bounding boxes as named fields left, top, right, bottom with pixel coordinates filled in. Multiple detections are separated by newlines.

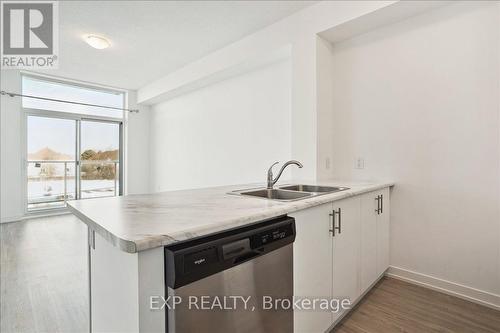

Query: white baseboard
left=0, top=215, right=24, bottom=224
left=1, top=209, right=71, bottom=224
left=387, top=266, right=500, bottom=311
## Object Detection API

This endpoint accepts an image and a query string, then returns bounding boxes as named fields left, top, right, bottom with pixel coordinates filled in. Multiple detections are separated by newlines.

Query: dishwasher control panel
left=165, top=216, right=296, bottom=289
left=252, top=223, right=294, bottom=248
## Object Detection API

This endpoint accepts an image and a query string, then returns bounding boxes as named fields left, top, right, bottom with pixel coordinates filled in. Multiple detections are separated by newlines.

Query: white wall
left=140, top=1, right=400, bottom=180
left=0, top=71, right=149, bottom=222
left=0, top=70, right=24, bottom=222
left=149, top=60, right=291, bottom=191
left=125, top=91, right=150, bottom=195
left=316, top=37, right=336, bottom=180
left=327, top=2, right=500, bottom=299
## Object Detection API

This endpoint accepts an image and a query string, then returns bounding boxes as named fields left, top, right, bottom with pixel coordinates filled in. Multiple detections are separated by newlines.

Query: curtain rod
left=0, top=90, right=139, bottom=113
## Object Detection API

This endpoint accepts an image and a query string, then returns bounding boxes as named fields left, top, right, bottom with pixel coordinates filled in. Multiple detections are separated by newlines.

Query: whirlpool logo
left=1, top=1, right=58, bottom=68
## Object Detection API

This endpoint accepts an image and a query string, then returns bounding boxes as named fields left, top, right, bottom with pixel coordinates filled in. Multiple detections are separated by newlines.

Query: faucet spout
left=267, top=160, right=303, bottom=189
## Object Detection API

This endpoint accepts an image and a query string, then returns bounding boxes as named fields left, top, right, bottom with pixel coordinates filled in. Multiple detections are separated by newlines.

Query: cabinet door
left=290, top=203, right=333, bottom=333
left=360, top=193, right=379, bottom=292
left=376, top=187, right=390, bottom=276
left=332, top=197, right=361, bottom=323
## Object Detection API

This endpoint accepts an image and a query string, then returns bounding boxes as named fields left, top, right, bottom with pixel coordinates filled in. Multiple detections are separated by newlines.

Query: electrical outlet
left=355, top=158, right=365, bottom=169
left=325, top=157, right=331, bottom=169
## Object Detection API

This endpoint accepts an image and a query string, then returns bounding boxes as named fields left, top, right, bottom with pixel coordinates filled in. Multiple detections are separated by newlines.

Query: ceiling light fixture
left=84, top=35, right=111, bottom=49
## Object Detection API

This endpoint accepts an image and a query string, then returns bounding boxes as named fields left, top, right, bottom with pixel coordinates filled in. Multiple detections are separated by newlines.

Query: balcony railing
left=27, top=160, right=119, bottom=211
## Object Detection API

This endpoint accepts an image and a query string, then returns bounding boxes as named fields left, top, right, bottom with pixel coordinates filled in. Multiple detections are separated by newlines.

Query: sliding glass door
left=80, top=120, right=121, bottom=199
left=27, top=116, right=77, bottom=210
left=26, top=115, right=122, bottom=212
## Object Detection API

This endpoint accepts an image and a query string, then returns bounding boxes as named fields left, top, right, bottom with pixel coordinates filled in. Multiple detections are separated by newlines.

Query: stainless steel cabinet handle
left=335, top=208, right=342, bottom=234
left=329, top=208, right=342, bottom=236
left=380, top=194, right=384, bottom=214
left=329, top=210, right=335, bottom=237
left=375, top=196, right=380, bottom=214
left=88, top=228, right=95, bottom=250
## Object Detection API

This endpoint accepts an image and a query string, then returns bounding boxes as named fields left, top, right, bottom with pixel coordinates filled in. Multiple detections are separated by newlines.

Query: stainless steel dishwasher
left=164, top=216, right=295, bottom=333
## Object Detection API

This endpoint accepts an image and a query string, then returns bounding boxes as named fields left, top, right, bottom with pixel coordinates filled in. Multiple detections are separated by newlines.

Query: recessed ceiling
left=36, top=1, right=316, bottom=90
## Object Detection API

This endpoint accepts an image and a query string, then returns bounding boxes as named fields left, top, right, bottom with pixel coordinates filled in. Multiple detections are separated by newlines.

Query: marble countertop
left=67, top=180, right=394, bottom=253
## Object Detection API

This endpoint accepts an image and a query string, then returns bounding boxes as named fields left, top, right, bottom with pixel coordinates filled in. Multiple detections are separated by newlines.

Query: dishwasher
left=164, top=216, right=296, bottom=333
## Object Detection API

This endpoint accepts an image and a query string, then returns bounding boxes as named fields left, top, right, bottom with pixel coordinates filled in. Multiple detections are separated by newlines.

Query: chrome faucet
left=267, top=160, right=303, bottom=189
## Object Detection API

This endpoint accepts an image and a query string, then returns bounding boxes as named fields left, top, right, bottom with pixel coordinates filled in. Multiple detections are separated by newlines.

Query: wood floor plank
left=1, top=215, right=89, bottom=333
left=333, top=277, right=500, bottom=333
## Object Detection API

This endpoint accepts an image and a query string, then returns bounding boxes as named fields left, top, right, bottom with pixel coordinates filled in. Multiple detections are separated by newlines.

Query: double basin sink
left=231, top=184, right=350, bottom=202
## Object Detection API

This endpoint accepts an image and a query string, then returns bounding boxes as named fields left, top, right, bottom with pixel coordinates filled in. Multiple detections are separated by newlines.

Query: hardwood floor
left=0, top=215, right=89, bottom=333
left=2, top=215, right=500, bottom=333
left=333, top=277, right=500, bottom=333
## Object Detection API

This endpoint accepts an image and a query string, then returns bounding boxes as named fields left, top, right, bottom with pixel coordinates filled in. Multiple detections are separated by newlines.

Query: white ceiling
left=37, top=1, right=315, bottom=90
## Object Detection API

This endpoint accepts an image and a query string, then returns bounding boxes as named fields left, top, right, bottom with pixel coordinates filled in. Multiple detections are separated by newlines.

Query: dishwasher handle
left=233, top=249, right=264, bottom=264
left=222, top=238, right=251, bottom=260
left=223, top=238, right=265, bottom=264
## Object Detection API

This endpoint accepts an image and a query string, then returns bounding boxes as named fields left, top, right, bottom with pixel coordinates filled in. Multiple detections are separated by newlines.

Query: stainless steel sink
left=238, top=189, right=312, bottom=201
left=230, top=161, right=350, bottom=202
left=278, top=184, right=349, bottom=193
left=230, top=184, right=350, bottom=202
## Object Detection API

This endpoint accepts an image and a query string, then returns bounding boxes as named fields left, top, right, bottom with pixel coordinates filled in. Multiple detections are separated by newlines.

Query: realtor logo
left=1, top=1, right=58, bottom=68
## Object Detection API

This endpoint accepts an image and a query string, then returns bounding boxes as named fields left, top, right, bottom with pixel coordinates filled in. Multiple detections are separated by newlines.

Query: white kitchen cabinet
left=360, top=193, right=379, bottom=292
left=292, top=187, right=390, bottom=333
left=290, top=203, right=333, bottom=333
left=291, top=196, right=361, bottom=332
left=360, top=188, right=391, bottom=292
left=331, top=197, right=361, bottom=323
left=376, top=187, right=390, bottom=276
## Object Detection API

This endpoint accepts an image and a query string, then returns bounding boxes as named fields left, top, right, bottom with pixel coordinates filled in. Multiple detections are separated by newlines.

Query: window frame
left=21, top=72, right=127, bottom=215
